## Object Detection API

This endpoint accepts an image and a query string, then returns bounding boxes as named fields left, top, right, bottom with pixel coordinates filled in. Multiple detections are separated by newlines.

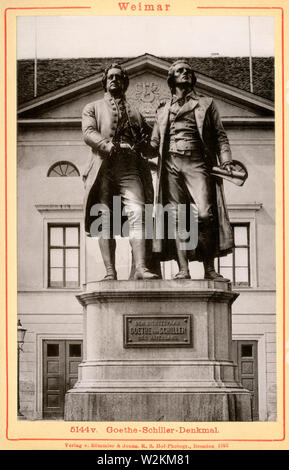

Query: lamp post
left=17, top=319, right=27, bottom=418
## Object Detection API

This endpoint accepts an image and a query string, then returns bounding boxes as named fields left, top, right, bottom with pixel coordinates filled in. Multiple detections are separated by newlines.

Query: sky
left=17, top=15, right=274, bottom=59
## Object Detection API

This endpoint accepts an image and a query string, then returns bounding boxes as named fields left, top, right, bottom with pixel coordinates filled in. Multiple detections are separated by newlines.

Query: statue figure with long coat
left=82, top=63, right=158, bottom=280
left=151, top=59, right=234, bottom=280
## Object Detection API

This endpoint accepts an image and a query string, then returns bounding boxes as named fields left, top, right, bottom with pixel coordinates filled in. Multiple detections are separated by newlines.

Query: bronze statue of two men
left=82, top=60, right=235, bottom=282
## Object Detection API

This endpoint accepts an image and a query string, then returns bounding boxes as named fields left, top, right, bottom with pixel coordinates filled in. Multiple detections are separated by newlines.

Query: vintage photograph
left=16, top=14, right=275, bottom=424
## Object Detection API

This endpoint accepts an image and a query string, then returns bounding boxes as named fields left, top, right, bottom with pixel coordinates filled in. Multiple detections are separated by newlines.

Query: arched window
left=47, top=161, right=80, bottom=177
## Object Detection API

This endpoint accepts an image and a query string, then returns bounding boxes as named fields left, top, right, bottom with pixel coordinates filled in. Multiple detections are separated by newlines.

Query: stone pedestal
left=64, top=280, right=252, bottom=421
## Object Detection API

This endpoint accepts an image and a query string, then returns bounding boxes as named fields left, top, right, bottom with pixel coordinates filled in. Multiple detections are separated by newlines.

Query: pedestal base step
left=65, top=391, right=252, bottom=422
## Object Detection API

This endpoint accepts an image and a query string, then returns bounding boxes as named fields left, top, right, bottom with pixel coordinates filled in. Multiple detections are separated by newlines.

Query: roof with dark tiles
left=17, top=56, right=274, bottom=105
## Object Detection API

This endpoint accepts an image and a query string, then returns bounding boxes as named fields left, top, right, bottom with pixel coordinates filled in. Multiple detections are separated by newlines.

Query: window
left=217, top=223, right=250, bottom=286
left=48, top=224, right=80, bottom=288
left=47, top=161, right=80, bottom=177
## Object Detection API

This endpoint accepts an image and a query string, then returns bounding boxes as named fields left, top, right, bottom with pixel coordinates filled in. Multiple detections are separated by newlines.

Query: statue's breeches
left=164, top=152, right=214, bottom=222
left=97, top=153, right=145, bottom=239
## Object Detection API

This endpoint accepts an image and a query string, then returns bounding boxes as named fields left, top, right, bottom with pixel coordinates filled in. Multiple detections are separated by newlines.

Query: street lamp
left=17, top=319, right=26, bottom=418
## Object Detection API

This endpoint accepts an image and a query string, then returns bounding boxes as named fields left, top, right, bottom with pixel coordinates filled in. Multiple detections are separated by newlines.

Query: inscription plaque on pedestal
left=124, top=315, right=192, bottom=347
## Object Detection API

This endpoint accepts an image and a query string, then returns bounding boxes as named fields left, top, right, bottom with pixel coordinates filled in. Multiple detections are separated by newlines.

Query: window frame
left=218, top=222, right=251, bottom=287
left=225, top=204, right=261, bottom=289
left=48, top=223, right=80, bottom=289
left=36, top=204, right=85, bottom=290
left=47, top=161, right=80, bottom=177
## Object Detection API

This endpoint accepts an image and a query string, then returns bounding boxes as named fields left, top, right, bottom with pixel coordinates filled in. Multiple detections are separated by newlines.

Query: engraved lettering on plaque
left=124, top=315, right=192, bottom=347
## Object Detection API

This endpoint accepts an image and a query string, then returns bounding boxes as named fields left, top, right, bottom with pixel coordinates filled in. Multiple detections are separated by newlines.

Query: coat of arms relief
left=127, top=79, right=170, bottom=120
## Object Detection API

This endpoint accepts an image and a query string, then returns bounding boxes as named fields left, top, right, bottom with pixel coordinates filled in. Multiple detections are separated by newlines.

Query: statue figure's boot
left=174, top=235, right=191, bottom=280
left=197, top=217, right=229, bottom=281
left=203, top=257, right=230, bottom=282
left=130, top=239, right=159, bottom=280
left=98, top=238, right=117, bottom=280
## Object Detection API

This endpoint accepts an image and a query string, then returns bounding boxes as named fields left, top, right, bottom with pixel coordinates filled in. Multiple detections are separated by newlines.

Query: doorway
left=232, top=339, right=259, bottom=420
left=43, top=339, right=83, bottom=419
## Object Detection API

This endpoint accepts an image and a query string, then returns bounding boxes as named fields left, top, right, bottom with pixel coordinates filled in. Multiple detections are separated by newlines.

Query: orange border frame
left=4, top=4, right=285, bottom=443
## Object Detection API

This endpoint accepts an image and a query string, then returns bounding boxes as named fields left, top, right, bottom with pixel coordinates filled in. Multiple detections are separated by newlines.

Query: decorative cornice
left=228, top=203, right=263, bottom=211
left=222, top=117, right=274, bottom=127
left=17, top=116, right=274, bottom=128
left=18, top=118, right=81, bottom=127
left=77, top=280, right=239, bottom=306
left=36, top=204, right=83, bottom=213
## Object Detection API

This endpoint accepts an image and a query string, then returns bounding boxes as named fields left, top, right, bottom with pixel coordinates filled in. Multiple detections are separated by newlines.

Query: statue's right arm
left=149, top=120, right=160, bottom=158
left=82, top=103, right=114, bottom=156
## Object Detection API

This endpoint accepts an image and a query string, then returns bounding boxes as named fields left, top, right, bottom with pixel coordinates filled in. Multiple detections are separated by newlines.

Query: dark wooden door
left=232, top=340, right=259, bottom=420
left=43, top=340, right=82, bottom=419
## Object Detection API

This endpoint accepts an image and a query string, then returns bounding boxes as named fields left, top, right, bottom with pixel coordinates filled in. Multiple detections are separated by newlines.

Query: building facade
left=17, top=54, right=275, bottom=421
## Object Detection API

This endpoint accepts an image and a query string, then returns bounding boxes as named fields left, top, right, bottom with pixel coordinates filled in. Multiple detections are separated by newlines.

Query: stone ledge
left=67, top=382, right=245, bottom=393
left=78, top=279, right=238, bottom=306
left=85, top=279, right=232, bottom=291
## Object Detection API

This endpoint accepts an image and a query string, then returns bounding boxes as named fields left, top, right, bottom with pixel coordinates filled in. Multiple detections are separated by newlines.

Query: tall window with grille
left=217, top=223, right=250, bottom=286
left=48, top=224, right=80, bottom=288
